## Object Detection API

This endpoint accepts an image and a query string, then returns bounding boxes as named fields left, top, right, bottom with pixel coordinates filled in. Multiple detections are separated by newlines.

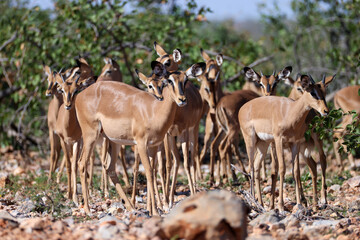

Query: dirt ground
left=0, top=148, right=359, bottom=240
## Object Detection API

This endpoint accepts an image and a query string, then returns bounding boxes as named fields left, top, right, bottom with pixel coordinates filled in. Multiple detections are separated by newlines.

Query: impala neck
left=287, top=94, right=312, bottom=131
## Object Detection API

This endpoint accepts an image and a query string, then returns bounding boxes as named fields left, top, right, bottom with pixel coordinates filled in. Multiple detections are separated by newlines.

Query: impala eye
left=164, top=61, right=171, bottom=67
left=149, top=85, right=153, bottom=89
left=168, top=79, right=174, bottom=85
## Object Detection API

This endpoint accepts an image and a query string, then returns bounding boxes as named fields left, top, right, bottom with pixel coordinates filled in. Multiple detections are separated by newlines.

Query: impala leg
left=302, top=152, right=317, bottom=206
left=106, top=142, right=134, bottom=211
left=254, top=142, right=269, bottom=206
left=60, top=139, right=72, bottom=200
left=275, top=138, right=285, bottom=213
left=243, top=133, right=256, bottom=197
left=150, top=149, right=163, bottom=210
left=192, top=128, right=202, bottom=182
left=100, top=138, right=109, bottom=198
left=56, top=156, right=66, bottom=184
left=199, top=113, right=214, bottom=167
left=157, top=145, right=167, bottom=206
left=88, top=151, right=95, bottom=190
left=232, top=143, right=249, bottom=179
left=297, top=151, right=308, bottom=207
left=210, top=129, right=225, bottom=185
left=333, top=136, right=343, bottom=170
left=79, top=134, right=97, bottom=214
left=137, top=143, right=157, bottom=216
left=163, top=136, right=171, bottom=201
left=291, top=144, right=302, bottom=207
left=269, top=144, right=278, bottom=209
left=131, top=147, right=140, bottom=206
left=49, top=130, right=61, bottom=181
left=219, top=133, right=229, bottom=184
left=313, top=133, right=327, bottom=204
left=189, top=127, right=198, bottom=185
left=72, top=141, right=80, bottom=205
left=119, top=145, right=131, bottom=188
left=181, top=131, right=195, bottom=195
left=169, top=136, right=180, bottom=207
left=227, top=136, right=240, bottom=182
left=261, top=159, right=266, bottom=182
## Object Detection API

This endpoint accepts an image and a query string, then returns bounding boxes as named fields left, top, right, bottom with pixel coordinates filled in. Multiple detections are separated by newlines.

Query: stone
left=17, top=200, right=36, bottom=214
left=329, top=184, right=341, bottom=193
left=345, top=176, right=360, bottom=189
left=161, top=190, right=248, bottom=240
left=19, top=217, right=47, bottom=233
left=250, top=209, right=284, bottom=226
left=0, top=210, right=19, bottom=228
left=96, top=223, right=120, bottom=239
left=52, top=220, right=68, bottom=233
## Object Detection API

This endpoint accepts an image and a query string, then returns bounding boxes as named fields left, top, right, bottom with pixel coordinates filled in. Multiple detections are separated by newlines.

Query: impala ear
left=154, top=41, right=167, bottom=57
left=216, top=54, right=223, bottom=66
left=44, top=65, right=51, bottom=76
left=173, top=49, right=182, bottom=63
left=278, top=66, right=292, bottom=81
left=322, top=74, right=335, bottom=88
left=200, top=48, right=211, bottom=61
left=243, top=67, right=260, bottom=83
left=135, top=69, right=148, bottom=85
left=103, top=57, right=111, bottom=65
left=151, top=61, right=166, bottom=76
left=186, top=62, right=206, bottom=78
left=300, top=74, right=313, bottom=91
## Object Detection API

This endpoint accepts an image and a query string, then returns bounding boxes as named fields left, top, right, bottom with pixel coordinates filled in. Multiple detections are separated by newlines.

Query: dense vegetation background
left=0, top=0, right=359, bottom=159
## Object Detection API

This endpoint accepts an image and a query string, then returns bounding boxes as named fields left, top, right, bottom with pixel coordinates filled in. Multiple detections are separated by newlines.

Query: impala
left=75, top=61, right=200, bottom=215
left=97, top=57, right=131, bottom=192
left=209, top=66, right=292, bottom=185
left=285, top=74, right=335, bottom=207
left=44, top=65, right=63, bottom=181
left=197, top=49, right=226, bottom=181
left=239, top=74, right=330, bottom=212
left=333, top=85, right=360, bottom=169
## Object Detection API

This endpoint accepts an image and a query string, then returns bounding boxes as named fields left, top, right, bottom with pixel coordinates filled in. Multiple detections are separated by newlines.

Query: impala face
left=291, top=74, right=335, bottom=101
left=56, top=74, right=81, bottom=110
left=167, top=71, right=188, bottom=107
left=243, top=66, right=292, bottom=96
left=99, top=57, right=122, bottom=81
left=195, top=49, right=223, bottom=110
left=136, top=63, right=166, bottom=101
left=44, top=65, right=57, bottom=97
left=154, top=41, right=182, bottom=72
left=300, top=75, right=329, bottom=116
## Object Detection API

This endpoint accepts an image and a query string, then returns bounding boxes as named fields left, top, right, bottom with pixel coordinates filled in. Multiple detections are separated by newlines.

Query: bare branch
left=0, top=86, right=20, bottom=101
left=0, top=32, right=17, bottom=52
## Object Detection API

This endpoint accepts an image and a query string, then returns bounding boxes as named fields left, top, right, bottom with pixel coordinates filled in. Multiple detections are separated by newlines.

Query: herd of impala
left=43, top=42, right=360, bottom=216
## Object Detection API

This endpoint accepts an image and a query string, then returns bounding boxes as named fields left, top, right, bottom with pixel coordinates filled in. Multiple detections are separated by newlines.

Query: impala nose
left=65, top=105, right=72, bottom=110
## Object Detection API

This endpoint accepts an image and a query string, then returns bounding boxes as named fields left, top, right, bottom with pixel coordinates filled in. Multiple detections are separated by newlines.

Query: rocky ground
left=0, top=148, right=360, bottom=240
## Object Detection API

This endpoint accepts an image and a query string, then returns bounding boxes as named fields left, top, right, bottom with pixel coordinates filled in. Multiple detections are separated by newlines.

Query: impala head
left=290, top=73, right=336, bottom=100
left=154, top=41, right=182, bottom=72
left=135, top=61, right=166, bottom=101
left=299, top=74, right=331, bottom=116
left=243, top=66, right=293, bottom=96
left=76, top=57, right=96, bottom=86
left=99, top=57, right=122, bottom=81
left=194, top=48, right=223, bottom=110
left=55, top=73, right=81, bottom=110
left=44, top=65, right=56, bottom=97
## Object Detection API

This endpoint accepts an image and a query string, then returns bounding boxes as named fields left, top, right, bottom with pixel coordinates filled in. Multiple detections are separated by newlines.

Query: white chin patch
left=257, top=132, right=274, bottom=141
left=177, top=101, right=187, bottom=107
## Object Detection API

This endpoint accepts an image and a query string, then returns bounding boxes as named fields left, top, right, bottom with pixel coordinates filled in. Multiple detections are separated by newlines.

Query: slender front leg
left=181, top=131, right=195, bottom=195
left=275, top=138, right=285, bottom=212
left=72, top=142, right=80, bottom=205
left=199, top=113, right=214, bottom=166
left=163, top=136, right=172, bottom=202
left=157, top=145, right=168, bottom=207
left=137, top=142, right=157, bottom=216
left=49, top=130, right=61, bottom=181
left=56, top=156, right=66, bottom=184
left=60, top=139, right=72, bottom=200
left=169, top=135, right=180, bottom=207
left=291, top=144, right=302, bottom=207
left=312, top=133, right=327, bottom=205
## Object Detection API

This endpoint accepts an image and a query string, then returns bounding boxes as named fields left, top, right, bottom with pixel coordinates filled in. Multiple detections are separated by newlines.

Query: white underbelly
left=257, top=132, right=274, bottom=141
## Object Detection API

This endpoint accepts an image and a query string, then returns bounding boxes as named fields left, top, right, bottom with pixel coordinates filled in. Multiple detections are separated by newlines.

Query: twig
left=231, top=164, right=250, bottom=179
left=238, top=188, right=266, bottom=213
left=0, top=32, right=17, bottom=51
left=0, top=86, right=20, bottom=101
